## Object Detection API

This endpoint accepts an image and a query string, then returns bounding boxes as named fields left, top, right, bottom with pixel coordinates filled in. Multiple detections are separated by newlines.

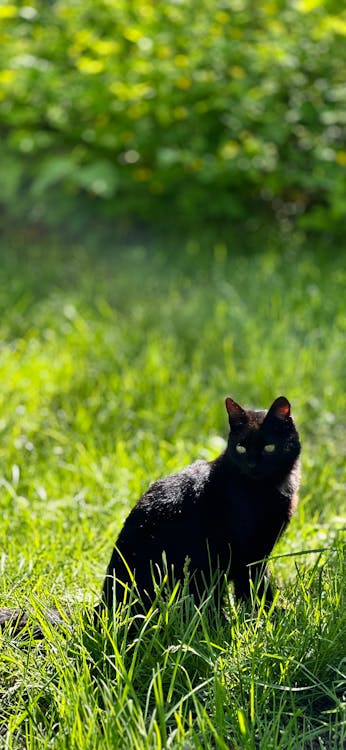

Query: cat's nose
left=248, top=462, right=258, bottom=477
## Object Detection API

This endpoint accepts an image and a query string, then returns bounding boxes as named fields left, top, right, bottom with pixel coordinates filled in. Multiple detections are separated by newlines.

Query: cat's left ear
left=267, top=396, right=291, bottom=419
left=225, top=397, right=246, bottom=427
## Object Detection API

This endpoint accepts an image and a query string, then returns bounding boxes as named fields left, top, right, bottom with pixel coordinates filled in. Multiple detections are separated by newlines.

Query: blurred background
left=0, top=0, right=345, bottom=246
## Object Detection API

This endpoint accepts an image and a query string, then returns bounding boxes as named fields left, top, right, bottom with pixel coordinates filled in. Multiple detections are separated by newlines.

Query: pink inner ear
left=225, top=397, right=243, bottom=416
left=278, top=403, right=290, bottom=416
left=273, top=397, right=291, bottom=417
left=277, top=404, right=290, bottom=417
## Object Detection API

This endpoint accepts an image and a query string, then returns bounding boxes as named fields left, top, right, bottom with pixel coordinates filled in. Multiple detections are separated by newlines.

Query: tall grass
left=0, top=238, right=345, bottom=748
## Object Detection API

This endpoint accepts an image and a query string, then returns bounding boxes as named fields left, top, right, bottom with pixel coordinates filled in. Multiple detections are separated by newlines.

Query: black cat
left=0, top=395, right=301, bottom=635
left=101, top=395, right=301, bottom=614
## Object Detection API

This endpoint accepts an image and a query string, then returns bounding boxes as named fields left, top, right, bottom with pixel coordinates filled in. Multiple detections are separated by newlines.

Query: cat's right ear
left=267, top=396, right=291, bottom=419
left=225, top=397, right=246, bottom=429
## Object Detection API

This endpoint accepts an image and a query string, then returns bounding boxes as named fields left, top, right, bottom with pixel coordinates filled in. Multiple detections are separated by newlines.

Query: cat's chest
left=215, top=477, right=287, bottom=544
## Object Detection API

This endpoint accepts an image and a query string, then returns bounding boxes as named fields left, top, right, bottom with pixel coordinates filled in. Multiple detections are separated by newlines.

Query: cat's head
left=225, top=396, right=301, bottom=480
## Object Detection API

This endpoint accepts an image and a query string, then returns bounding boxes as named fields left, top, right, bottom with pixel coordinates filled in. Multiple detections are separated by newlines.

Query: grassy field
left=0, top=236, right=345, bottom=749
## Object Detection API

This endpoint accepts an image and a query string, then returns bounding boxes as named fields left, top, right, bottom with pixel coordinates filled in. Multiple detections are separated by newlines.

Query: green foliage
left=0, top=238, right=345, bottom=747
left=0, top=1, right=346, bottom=233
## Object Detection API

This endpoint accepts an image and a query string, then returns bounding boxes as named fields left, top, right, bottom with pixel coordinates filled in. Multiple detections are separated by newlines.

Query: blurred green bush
left=0, top=0, right=345, bottom=234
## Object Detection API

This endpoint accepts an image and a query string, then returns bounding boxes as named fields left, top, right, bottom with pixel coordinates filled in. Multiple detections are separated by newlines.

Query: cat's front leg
left=233, top=563, right=273, bottom=606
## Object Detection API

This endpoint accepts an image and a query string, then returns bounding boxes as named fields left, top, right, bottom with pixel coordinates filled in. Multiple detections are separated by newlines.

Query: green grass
left=0, top=237, right=345, bottom=749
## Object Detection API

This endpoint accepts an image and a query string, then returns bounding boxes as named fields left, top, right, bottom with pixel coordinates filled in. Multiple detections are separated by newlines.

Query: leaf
left=73, top=160, right=119, bottom=197
left=0, top=5, right=17, bottom=19
left=31, top=156, right=76, bottom=195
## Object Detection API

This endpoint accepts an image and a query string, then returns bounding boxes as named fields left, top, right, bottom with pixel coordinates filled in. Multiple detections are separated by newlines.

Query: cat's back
left=135, top=459, right=212, bottom=516
left=115, top=459, right=213, bottom=564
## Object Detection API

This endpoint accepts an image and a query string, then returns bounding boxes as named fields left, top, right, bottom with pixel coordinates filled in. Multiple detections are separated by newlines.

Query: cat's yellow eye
left=264, top=444, right=275, bottom=453
left=236, top=444, right=246, bottom=454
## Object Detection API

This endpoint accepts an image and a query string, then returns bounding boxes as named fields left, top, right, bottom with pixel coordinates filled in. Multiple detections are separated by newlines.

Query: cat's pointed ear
left=225, top=397, right=246, bottom=428
left=267, top=396, right=291, bottom=419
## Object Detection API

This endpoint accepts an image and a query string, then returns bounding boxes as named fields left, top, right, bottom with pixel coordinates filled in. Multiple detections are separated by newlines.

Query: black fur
left=101, top=396, right=301, bottom=613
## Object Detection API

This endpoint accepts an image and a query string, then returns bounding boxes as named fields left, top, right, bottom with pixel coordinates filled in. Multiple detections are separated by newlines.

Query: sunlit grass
left=0, top=238, right=345, bottom=748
